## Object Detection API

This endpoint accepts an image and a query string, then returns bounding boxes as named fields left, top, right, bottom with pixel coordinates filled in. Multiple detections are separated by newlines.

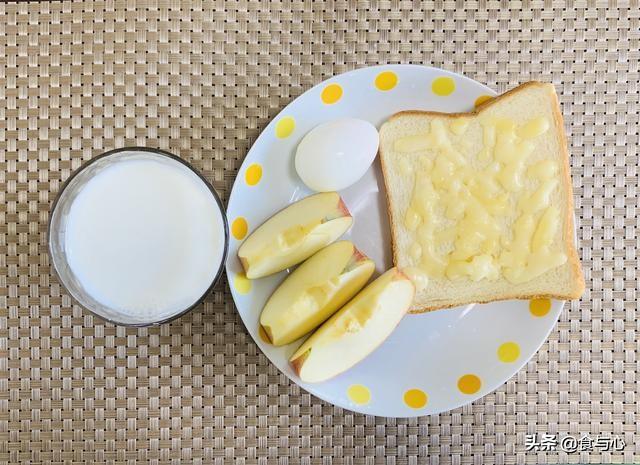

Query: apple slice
left=290, top=267, right=415, bottom=383
left=260, top=241, right=375, bottom=346
left=238, top=192, right=352, bottom=279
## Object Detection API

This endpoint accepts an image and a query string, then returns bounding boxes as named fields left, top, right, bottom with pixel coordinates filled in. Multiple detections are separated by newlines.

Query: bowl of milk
left=48, top=148, right=228, bottom=326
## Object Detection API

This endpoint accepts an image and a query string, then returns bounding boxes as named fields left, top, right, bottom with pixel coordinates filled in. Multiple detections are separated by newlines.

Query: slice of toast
left=379, top=82, right=585, bottom=313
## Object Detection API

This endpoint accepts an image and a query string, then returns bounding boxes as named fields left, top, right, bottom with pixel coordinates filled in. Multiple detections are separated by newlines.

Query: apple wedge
left=238, top=192, right=352, bottom=279
left=260, top=241, right=375, bottom=346
left=290, top=267, right=415, bottom=383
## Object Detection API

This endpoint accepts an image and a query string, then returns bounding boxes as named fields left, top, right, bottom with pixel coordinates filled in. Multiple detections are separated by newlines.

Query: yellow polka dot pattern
left=231, top=217, right=248, bottom=240
left=275, top=116, right=295, bottom=138
left=245, top=163, right=262, bottom=186
left=375, top=71, right=398, bottom=91
left=321, top=83, right=343, bottom=104
left=347, top=384, right=371, bottom=405
left=432, top=76, right=456, bottom=96
left=233, top=71, right=523, bottom=411
left=233, top=274, right=251, bottom=295
left=474, top=94, right=493, bottom=108
left=403, top=389, right=428, bottom=409
left=497, top=342, right=521, bottom=363
left=458, top=374, right=481, bottom=395
left=530, top=298, right=551, bottom=317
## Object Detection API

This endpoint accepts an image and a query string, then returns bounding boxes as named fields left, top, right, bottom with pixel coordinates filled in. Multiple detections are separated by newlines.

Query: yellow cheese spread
left=394, top=116, right=567, bottom=284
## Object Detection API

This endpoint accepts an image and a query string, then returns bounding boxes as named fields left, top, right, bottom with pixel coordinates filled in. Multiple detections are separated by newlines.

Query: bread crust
left=379, top=81, right=585, bottom=314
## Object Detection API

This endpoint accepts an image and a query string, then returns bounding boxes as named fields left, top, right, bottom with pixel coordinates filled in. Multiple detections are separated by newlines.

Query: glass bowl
left=48, top=147, right=229, bottom=326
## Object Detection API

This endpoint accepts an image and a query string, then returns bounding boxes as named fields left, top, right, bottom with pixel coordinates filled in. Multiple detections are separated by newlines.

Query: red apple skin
left=260, top=324, right=273, bottom=344
left=260, top=241, right=375, bottom=347
left=299, top=317, right=405, bottom=383
left=290, top=268, right=416, bottom=383
left=394, top=268, right=411, bottom=281
left=290, top=349, right=311, bottom=376
left=352, top=247, right=367, bottom=263
left=239, top=256, right=250, bottom=275
left=343, top=246, right=368, bottom=272
left=237, top=192, right=353, bottom=279
left=337, top=198, right=351, bottom=218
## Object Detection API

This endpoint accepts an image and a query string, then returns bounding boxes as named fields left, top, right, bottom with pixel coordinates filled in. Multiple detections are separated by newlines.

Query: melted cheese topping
left=394, top=116, right=567, bottom=284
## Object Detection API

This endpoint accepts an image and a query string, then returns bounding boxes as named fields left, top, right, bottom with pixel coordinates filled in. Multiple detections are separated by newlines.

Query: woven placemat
left=0, top=1, right=638, bottom=464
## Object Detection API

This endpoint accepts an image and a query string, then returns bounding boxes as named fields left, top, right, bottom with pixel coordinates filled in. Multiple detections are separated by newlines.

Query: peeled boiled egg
left=295, top=118, right=379, bottom=192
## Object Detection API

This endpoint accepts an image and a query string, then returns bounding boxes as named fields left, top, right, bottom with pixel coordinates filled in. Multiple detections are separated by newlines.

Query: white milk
left=64, top=154, right=226, bottom=320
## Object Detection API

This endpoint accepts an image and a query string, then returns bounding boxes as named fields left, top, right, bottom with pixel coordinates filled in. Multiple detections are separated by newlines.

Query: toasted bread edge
left=379, top=81, right=586, bottom=314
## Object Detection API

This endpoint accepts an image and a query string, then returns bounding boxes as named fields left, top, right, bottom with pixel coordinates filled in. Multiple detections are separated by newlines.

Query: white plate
left=226, top=65, right=563, bottom=417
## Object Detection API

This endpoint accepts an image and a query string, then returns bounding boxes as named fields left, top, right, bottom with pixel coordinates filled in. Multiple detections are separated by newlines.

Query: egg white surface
left=294, top=118, right=379, bottom=192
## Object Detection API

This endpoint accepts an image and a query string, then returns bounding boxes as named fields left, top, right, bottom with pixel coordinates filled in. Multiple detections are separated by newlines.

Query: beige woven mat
left=0, top=1, right=638, bottom=464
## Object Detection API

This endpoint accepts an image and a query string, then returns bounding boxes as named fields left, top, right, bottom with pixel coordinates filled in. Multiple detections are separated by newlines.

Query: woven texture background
left=0, top=1, right=638, bottom=464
